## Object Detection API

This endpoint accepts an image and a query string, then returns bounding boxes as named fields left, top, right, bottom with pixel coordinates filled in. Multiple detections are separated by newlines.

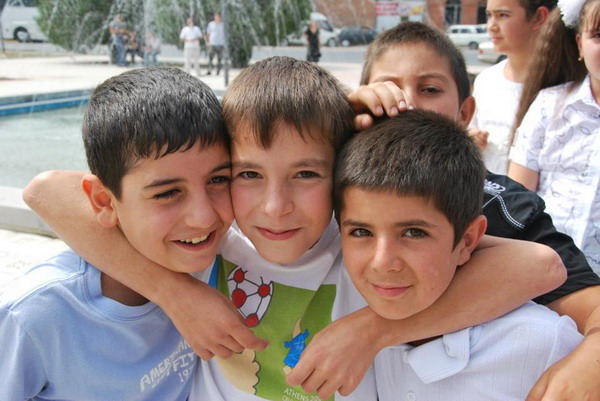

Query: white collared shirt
left=510, top=75, right=600, bottom=274
left=375, top=302, right=581, bottom=401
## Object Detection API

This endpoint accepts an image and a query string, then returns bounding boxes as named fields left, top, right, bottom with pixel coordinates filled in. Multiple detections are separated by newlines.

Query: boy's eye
left=210, top=175, right=231, bottom=185
left=153, top=189, right=180, bottom=200
left=239, top=171, right=261, bottom=179
left=296, top=170, right=319, bottom=179
left=404, top=228, right=426, bottom=238
left=422, top=86, right=442, bottom=95
left=349, top=228, right=372, bottom=238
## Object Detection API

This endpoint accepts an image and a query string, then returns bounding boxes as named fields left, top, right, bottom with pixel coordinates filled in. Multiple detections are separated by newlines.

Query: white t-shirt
left=510, top=75, right=600, bottom=274
left=471, top=60, right=523, bottom=175
left=190, top=220, right=376, bottom=401
left=179, top=25, right=202, bottom=49
left=375, top=302, right=582, bottom=401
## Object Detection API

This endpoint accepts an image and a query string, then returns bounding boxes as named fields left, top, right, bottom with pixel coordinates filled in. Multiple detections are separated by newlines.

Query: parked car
left=0, top=0, right=46, bottom=42
left=446, top=24, right=488, bottom=49
left=337, top=25, right=377, bottom=47
left=477, top=40, right=507, bottom=64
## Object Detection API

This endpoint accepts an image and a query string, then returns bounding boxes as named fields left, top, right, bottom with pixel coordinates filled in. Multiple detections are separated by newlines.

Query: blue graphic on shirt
left=283, top=329, right=310, bottom=368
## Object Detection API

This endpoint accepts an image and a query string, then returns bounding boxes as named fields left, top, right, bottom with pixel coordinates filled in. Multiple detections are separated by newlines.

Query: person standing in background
left=143, top=32, right=161, bottom=67
left=206, top=12, right=225, bottom=75
left=469, top=0, right=555, bottom=174
left=304, top=21, right=321, bottom=63
left=179, top=17, right=203, bottom=76
left=109, top=14, right=127, bottom=66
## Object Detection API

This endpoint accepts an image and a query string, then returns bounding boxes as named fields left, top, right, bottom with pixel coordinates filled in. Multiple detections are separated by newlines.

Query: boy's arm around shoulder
left=287, top=234, right=565, bottom=399
left=22, top=170, right=267, bottom=359
left=483, top=172, right=600, bottom=304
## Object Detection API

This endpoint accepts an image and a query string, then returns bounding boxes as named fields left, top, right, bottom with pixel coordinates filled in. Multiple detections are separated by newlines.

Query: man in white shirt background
left=206, top=12, right=225, bottom=75
left=179, top=17, right=203, bottom=77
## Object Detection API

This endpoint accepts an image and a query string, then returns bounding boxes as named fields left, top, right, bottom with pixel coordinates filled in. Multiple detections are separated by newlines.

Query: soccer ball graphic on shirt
left=227, top=267, right=274, bottom=327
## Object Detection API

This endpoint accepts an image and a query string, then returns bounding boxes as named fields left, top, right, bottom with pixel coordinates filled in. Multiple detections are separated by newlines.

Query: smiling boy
left=0, top=67, right=231, bottom=399
left=295, top=21, right=600, bottom=400
left=334, top=110, right=582, bottom=400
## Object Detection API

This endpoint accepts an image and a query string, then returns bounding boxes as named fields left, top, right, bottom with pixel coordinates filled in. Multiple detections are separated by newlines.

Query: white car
left=1, top=0, right=47, bottom=42
left=477, top=40, right=507, bottom=64
left=447, top=24, right=489, bottom=49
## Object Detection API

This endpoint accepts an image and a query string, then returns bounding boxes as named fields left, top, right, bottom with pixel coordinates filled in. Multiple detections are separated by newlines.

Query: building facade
left=314, top=0, right=486, bottom=30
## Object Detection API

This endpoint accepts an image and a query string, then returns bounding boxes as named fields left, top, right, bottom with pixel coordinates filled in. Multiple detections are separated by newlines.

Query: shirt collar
left=401, top=327, right=472, bottom=383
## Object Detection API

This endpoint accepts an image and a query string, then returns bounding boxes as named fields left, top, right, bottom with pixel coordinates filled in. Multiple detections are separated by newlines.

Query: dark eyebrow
left=232, top=158, right=330, bottom=170
left=342, top=219, right=437, bottom=229
left=144, top=161, right=231, bottom=190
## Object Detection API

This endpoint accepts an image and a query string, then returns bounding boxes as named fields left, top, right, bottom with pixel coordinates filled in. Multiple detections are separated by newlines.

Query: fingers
left=232, top=325, right=269, bottom=351
left=349, top=82, right=414, bottom=131
left=468, top=126, right=489, bottom=149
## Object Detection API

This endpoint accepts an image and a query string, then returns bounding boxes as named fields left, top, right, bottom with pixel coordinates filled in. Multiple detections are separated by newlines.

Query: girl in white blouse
left=509, top=0, right=600, bottom=274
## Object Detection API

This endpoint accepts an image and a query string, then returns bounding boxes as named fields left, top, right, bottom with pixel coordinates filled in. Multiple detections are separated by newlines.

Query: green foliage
left=36, top=0, right=312, bottom=66
left=37, top=0, right=112, bottom=52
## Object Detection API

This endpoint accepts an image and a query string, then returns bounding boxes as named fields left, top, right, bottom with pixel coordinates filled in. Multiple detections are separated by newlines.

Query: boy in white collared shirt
left=334, top=110, right=583, bottom=401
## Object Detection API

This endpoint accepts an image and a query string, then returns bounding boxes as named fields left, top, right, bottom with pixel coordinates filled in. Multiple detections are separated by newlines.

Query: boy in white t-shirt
left=334, top=110, right=582, bottom=400
left=179, top=17, right=203, bottom=76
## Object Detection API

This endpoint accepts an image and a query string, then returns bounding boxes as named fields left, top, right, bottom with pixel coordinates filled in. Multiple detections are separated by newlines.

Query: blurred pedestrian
left=206, top=12, right=225, bottom=75
left=469, top=0, right=555, bottom=174
left=109, top=14, right=127, bottom=66
left=509, top=0, right=600, bottom=275
left=304, top=21, right=321, bottom=63
left=143, top=32, right=161, bottom=67
left=179, top=17, right=203, bottom=76
left=124, top=31, right=140, bottom=66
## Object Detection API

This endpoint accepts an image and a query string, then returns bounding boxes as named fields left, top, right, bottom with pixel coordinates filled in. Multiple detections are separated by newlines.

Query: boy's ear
left=81, top=174, right=119, bottom=228
left=458, top=95, right=476, bottom=128
left=457, top=215, right=488, bottom=266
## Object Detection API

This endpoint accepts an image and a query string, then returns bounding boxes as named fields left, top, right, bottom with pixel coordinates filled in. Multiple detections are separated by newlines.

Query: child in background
left=24, top=58, right=567, bottom=400
left=470, top=0, right=555, bottom=174
left=0, top=67, right=232, bottom=400
left=334, top=110, right=582, bottom=401
left=290, top=21, right=600, bottom=401
left=509, top=0, right=600, bottom=275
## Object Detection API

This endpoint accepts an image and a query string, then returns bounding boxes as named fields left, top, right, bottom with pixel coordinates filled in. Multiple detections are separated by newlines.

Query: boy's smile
left=231, top=121, right=335, bottom=264
left=110, top=143, right=233, bottom=273
left=340, top=188, right=467, bottom=320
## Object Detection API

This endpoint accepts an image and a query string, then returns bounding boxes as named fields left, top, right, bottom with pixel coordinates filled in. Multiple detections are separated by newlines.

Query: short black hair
left=334, top=110, right=485, bottom=246
left=83, top=67, right=228, bottom=198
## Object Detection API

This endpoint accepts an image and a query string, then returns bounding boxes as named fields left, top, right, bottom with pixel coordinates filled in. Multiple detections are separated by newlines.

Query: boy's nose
left=185, top=191, right=219, bottom=228
left=262, top=182, right=294, bottom=218
left=371, top=238, right=403, bottom=273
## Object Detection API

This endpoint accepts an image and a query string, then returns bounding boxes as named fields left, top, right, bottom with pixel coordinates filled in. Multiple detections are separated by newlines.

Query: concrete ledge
left=0, top=186, right=56, bottom=237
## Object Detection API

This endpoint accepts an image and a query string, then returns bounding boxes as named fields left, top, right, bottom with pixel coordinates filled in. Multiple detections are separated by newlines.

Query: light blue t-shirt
left=0, top=250, right=196, bottom=400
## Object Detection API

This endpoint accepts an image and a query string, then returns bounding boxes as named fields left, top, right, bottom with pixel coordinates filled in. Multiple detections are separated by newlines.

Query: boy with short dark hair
left=334, top=109, right=582, bottom=400
left=0, top=67, right=233, bottom=399
left=295, top=20, right=600, bottom=400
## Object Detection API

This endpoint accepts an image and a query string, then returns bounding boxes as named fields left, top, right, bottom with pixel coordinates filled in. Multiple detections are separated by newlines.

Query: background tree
left=37, top=0, right=312, bottom=67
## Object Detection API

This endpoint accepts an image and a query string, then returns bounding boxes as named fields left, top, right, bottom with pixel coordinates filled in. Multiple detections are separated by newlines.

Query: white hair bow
left=558, top=0, right=586, bottom=27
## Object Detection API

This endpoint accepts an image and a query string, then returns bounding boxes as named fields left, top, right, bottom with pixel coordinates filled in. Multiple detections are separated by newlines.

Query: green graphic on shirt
left=215, top=258, right=336, bottom=401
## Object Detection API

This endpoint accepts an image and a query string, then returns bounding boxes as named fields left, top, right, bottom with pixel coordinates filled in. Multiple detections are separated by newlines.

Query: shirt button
left=406, top=391, right=416, bottom=401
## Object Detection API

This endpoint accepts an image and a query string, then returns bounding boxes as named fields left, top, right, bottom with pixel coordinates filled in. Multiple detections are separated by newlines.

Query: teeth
left=180, top=235, right=209, bottom=244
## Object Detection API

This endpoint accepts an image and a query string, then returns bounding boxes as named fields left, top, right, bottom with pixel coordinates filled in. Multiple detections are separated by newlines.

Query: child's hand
left=286, top=307, right=382, bottom=399
left=467, top=126, right=489, bottom=149
left=348, top=81, right=413, bottom=131
left=526, top=330, right=600, bottom=401
left=163, top=276, right=269, bottom=360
